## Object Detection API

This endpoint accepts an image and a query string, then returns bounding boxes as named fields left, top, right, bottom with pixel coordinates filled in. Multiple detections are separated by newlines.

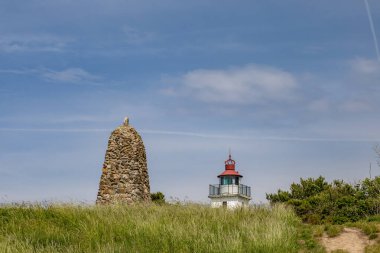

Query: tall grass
left=0, top=203, right=302, bottom=252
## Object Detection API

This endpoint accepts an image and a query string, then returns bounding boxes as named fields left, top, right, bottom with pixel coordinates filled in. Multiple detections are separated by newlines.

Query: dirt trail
left=320, top=227, right=373, bottom=253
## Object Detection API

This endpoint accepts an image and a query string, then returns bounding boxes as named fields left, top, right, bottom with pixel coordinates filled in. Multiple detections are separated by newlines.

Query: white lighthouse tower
left=208, top=152, right=251, bottom=208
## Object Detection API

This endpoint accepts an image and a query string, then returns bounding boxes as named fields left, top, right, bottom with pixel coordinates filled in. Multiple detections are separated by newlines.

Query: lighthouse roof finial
left=225, top=149, right=235, bottom=168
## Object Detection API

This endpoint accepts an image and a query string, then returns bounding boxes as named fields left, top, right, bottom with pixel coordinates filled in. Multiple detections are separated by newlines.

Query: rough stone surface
left=96, top=118, right=150, bottom=204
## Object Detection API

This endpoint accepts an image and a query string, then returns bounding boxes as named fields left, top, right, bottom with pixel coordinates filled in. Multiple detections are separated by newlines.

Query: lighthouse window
left=235, top=177, right=239, bottom=185
left=221, top=177, right=233, bottom=185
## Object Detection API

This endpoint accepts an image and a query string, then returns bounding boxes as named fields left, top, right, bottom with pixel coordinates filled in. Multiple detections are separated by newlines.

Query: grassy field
left=0, top=203, right=320, bottom=253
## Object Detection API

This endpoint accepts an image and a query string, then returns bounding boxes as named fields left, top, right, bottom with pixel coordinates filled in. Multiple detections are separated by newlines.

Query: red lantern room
left=218, top=154, right=242, bottom=178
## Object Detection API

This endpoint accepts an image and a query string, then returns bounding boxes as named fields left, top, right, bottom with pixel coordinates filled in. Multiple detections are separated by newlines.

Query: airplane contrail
left=364, top=0, right=380, bottom=62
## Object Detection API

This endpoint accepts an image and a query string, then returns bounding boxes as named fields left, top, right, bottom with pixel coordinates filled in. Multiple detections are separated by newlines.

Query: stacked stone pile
left=96, top=117, right=150, bottom=204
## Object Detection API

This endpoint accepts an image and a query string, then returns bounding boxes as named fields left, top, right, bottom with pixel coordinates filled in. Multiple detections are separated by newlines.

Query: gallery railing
left=209, top=184, right=251, bottom=198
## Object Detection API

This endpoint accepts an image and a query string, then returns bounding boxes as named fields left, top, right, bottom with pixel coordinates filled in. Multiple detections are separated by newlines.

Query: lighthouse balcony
left=209, top=184, right=251, bottom=199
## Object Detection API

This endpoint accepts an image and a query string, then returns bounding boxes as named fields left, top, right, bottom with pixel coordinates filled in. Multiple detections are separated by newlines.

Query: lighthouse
left=208, top=153, right=251, bottom=208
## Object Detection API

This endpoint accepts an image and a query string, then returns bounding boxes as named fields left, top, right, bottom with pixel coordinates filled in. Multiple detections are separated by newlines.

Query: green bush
left=267, top=176, right=380, bottom=224
left=150, top=192, right=166, bottom=205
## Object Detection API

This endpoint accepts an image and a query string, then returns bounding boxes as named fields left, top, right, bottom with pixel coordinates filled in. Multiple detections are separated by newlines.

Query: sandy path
left=320, top=227, right=371, bottom=253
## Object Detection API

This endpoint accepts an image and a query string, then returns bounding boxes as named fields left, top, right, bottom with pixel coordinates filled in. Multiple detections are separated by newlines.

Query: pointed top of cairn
left=123, top=117, right=129, bottom=126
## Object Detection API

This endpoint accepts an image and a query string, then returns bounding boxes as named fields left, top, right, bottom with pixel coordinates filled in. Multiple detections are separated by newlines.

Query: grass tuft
left=347, top=221, right=378, bottom=240
left=324, top=225, right=344, bottom=238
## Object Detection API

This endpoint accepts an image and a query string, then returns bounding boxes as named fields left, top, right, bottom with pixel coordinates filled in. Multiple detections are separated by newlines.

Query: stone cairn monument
left=96, top=117, right=151, bottom=204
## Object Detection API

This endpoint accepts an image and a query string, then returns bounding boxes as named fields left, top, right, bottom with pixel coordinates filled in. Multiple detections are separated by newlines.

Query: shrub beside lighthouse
left=208, top=153, right=251, bottom=208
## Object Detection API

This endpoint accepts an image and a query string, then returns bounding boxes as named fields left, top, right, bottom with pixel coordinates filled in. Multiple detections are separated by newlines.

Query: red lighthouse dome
left=218, top=154, right=242, bottom=178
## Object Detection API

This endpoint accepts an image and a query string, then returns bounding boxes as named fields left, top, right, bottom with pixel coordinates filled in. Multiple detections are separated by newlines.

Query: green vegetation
left=346, top=221, right=378, bottom=239
left=296, top=224, right=325, bottom=252
left=330, top=250, right=349, bottom=253
left=5, top=176, right=380, bottom=252
left=267, top=176, right=380, bottom=224
left=266, top=175, right=380, bottom=252
left=324, top=224, right=344, bottom=238
left=366, top=244, right=380, bottom=253
left=150, top=191, right=165, bottom=205
left=0, top=203, right=320, bottom=253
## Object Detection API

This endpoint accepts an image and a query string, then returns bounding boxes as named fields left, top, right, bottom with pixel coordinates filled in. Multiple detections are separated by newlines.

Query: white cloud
left=350, top=58, right=380, bottom=74
left=175, top=65, right=297, bottom=104
left=42, top=68, right=101, bottom=84
left=0, top=34, right=71, bottom=53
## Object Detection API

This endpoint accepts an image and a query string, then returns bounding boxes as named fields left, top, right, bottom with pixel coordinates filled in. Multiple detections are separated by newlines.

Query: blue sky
left=1, top=0, right=380, bottom=203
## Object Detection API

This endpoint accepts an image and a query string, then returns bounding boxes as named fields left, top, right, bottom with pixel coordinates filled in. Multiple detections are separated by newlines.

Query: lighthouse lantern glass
left=220, top=176, right=240, bottom=185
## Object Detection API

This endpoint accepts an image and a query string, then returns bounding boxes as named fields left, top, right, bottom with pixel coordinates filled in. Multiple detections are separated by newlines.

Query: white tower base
left=209, top=195, right=250, bottom=209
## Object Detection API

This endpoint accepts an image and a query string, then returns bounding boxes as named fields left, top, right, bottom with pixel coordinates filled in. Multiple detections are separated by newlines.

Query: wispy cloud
left=42, top=68, right=101, bottom=84
left=0, top=34, right=71, bottom=53
left=0, top=128, right=378, bottom=143
left=0, top=114, right=118, bottom=124
left=0, top=69, right=39, bottom=75
left=131, top=130, right=380, bottom=142
left=0, top=128, right=109, bottom=133
left=350, top=58, right=380, bottom=74
left=0, top=67, right=102, bottom=85
left=168, top=65, right=297, bottom=105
